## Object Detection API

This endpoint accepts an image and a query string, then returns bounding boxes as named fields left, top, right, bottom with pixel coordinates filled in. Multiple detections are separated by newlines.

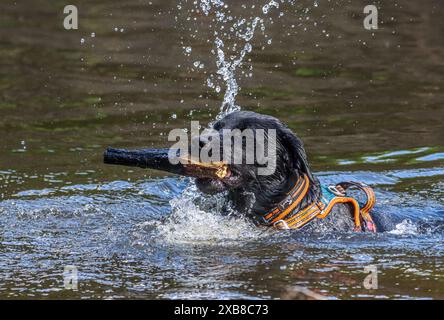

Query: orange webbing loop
left=336, top=182, right=377, bottom=232
left=317, top=197, right=362, bottom=228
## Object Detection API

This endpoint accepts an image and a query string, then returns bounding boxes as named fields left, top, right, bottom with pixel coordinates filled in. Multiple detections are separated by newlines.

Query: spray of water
left=180, top=0, right=286, bottom=118
left=162, top=1, right=290, bottom=243
left=155, top=184, right=265, bottom=244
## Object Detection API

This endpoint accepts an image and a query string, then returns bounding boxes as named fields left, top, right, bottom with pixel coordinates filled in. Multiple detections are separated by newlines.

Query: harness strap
left=262, top=176, right=377, bottom=232
left=262, top=175, right=310, bottom=225
left=336, top=181, right=377, bottom=232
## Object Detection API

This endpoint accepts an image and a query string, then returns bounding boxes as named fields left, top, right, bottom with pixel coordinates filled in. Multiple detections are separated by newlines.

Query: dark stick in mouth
left=103, top=147, right=229, bottom=179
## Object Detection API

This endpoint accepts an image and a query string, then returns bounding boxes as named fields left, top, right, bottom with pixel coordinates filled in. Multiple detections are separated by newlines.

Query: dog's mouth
left=221, top=167, right=243, bottom=186
left=195, top=167, right=244, bottom=194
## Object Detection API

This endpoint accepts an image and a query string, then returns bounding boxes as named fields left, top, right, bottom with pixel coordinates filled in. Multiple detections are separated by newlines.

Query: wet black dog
left=105, top=110, right=382, bottom=232
left=194, top=111, right=366, bottom=232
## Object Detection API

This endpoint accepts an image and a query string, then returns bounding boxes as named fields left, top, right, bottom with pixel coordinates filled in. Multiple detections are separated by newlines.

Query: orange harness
left=261, top=175, right=377, bottom=232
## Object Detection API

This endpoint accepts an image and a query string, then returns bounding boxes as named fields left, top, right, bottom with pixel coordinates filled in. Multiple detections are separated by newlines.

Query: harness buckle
left=278, top=195, right=293, bottom=211
left=273, top=220, right=290, bottom=230
left=328, top=185, right=346, bottom=197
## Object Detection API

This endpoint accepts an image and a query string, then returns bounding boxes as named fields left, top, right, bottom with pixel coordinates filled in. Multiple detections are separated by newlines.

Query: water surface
left=0, top=0, right=443, bottom=299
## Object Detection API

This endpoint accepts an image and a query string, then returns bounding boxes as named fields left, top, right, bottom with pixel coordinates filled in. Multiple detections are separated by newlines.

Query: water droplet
left=184, top=46, right=192, bottom=54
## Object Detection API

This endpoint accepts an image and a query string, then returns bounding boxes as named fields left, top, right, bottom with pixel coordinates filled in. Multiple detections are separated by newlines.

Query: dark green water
left=0, top=0, right=443, bottom=299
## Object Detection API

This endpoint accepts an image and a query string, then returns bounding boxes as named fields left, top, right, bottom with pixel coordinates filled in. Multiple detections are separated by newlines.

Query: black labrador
left=104, top=111, right=381, bottom=232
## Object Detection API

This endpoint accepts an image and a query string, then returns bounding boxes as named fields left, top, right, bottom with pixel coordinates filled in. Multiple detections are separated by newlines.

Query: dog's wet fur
left=195, top=111, right=382, bottom=232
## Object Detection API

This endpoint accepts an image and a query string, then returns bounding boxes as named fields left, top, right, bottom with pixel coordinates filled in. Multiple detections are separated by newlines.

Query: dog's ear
left=277, top=126, right=314, bottom=181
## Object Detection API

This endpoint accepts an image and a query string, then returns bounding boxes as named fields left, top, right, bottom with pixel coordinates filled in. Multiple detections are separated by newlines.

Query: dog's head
left=194, top=111, right=317, bottom=215
left=104, top=111, right=318, bottom=218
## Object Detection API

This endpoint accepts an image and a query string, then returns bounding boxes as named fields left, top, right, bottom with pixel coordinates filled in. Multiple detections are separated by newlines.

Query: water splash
left=181, top=0, right=285, bottom=118
left=156, top=184, right=264, bottom=245
left=199, top=0, right=225, bottom=16
left=262, top=0, right=280, bottom=14
left=389, top=219, right=419, bottom=235
left=163, top=1, right=288, bottom=234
